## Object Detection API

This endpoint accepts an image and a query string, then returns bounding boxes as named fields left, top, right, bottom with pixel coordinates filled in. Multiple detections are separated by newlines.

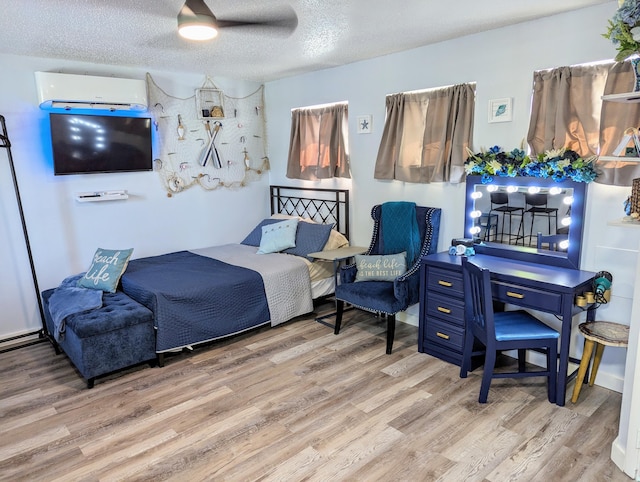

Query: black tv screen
left=49, top=113, right=153, bottom=175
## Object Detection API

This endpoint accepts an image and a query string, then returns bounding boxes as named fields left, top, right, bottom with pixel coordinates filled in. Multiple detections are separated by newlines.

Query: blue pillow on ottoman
left=77, top=248, right=133, bottom=293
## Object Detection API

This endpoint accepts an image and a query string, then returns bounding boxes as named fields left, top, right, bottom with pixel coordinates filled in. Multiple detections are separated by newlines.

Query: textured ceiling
left=0, top=0, right=612, bottom=83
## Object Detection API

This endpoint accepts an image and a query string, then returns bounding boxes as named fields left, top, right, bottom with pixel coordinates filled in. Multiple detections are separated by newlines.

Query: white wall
left=0, top=54, right=270, bottom=339
left=266, top=2, right=638, bottom=476
left=0, top=0, right=636, bottom=476
left=265, top=1, right=632, bottom=393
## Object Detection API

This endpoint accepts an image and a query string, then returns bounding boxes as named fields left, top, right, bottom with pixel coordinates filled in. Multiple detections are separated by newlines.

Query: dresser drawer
left=427, top=267, right=464, bottom=296
left=425, top=317, right=465, bottom=352
left=426, top=292, right=465, bottom=327
left=492, top=281, right=562, bottom=313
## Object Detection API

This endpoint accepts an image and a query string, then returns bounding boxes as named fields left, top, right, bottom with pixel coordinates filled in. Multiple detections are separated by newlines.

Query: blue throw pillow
left=284, top=221, right=333, bottom=260
left=257, top=219, right=299, bottom=254
left=77, top=248, right=134, bottom=293
left=241, top=218, right=282, bottom=246
left=354, top=252, right=407, bottom=282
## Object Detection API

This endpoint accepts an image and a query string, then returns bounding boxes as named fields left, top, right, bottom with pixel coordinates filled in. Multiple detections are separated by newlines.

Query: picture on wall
left=488, top=98, right=513, bottom=123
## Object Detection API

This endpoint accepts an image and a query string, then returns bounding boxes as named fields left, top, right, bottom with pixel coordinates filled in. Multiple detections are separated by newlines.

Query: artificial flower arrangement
left=464, top=146, right=598, bottom=184
left=603, top=0, right=640, bottom=61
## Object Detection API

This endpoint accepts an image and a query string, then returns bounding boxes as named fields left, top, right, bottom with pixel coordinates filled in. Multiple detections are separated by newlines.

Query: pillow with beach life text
left=77, top=248, right=133, bottom=293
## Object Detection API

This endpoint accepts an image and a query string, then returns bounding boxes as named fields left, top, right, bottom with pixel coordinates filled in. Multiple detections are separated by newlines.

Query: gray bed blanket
left=191, top=244, right=314, bottom=326
left=47, top=273, right=103, bottom=341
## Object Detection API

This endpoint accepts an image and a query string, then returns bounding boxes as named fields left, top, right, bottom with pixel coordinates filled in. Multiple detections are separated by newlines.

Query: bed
left=120, top=186, right=350, bottom=360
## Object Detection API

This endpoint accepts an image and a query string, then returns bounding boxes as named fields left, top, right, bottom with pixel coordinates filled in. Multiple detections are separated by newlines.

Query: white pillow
left=270, top=213, right=349, bottom=250
left=257, top=218, right=299, bottom=254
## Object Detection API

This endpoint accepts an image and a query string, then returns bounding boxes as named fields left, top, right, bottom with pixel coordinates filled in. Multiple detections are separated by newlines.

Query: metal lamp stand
left=0, top=114, right=47, bottom=352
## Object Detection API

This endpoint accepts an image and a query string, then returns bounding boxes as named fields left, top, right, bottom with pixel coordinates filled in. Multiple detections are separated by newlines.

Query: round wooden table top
left=578, top=321, right=629, bottom=347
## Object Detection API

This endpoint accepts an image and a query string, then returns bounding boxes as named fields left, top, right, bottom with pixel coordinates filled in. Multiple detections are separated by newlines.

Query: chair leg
left=571, top=339, right=595, bottom=403
left=589, top=343, right=605, bottom=387
left=460, top=330, right=475, bottom=378
left=517, top=349, right=526, bottom=372
left=334, top=300, right=345, bottom=335
left=386, top=314, right=395, bottom=355
left=529, top=213, right=536, bottom=246
left=548, top=340, right=557, bottom=404
left=479, top=349, right=496, bottom=403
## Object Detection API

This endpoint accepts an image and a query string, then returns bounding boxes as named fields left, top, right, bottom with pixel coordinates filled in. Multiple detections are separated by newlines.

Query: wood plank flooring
left=0, top=301, right=630, bottom=481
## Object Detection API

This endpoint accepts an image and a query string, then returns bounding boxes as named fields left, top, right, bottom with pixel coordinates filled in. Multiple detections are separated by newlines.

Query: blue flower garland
left=464, top=146, right=598, bottom=184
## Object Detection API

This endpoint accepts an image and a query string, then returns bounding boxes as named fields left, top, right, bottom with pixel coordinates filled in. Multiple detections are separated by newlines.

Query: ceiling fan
left=177, top=0, right=298, bottom=41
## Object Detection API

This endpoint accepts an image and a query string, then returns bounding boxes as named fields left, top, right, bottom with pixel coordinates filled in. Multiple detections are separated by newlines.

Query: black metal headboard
left=270, top=185, right=350, bottom=239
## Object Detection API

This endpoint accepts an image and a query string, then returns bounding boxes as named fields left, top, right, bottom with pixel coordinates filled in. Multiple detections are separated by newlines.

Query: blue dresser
left=419, top=252, right=596, bottom=406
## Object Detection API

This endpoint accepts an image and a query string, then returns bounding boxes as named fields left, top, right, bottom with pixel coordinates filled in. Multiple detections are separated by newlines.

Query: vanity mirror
left=464, top=175, right=587, bottom=269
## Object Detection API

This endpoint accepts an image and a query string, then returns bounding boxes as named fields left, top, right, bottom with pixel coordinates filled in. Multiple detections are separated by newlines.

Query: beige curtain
left=528, top=62, right=640, bottom=186
left=374, top=83, right=475, bottom=184
left=527, top=64, right=610, bottom=157
left=598, top=62, right=640, bottom=185
left=287, top=103, right=350, bottom=180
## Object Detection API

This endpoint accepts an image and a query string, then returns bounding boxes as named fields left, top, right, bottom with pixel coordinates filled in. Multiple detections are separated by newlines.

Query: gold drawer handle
left=506, top=291, right=524, bottom=299
left=438, top=280, right=453, bottom=287
left=437, top=306, right=451, bottom=314
left=436, top=332, right=450, bottom=340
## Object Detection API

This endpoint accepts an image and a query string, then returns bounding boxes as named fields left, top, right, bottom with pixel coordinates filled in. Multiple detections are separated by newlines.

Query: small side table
left=308, top=246, right=367, bottom=327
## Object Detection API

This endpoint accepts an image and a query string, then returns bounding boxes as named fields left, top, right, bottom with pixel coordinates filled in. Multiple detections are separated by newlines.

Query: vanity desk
left=419, top=252, right=596, bottom=406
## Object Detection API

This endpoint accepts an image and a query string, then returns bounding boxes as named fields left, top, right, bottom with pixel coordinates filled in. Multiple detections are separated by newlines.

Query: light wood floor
left=0, top=302, right=630, bottom=481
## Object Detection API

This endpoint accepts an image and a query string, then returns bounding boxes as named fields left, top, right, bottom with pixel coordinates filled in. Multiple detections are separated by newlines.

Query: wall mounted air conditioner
left=34, top=72, right=148, bottom=111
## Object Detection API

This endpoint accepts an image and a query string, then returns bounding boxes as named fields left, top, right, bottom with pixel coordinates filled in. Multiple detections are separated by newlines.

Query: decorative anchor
left=177, top=114, right=185, bottom=140
left=243, top=148, right=250, bottom=170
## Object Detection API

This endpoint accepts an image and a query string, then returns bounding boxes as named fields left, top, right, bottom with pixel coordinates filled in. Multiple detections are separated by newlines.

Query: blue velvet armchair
left=334, top=203, right=441, bottom=354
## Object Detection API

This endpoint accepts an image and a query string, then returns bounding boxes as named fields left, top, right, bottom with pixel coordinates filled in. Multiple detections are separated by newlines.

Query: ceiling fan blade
left=215, top=6, right=298, bottom=32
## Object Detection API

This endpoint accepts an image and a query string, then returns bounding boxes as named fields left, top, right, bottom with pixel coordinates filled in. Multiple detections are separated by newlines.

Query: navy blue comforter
left=121, top=251, right=270, bottom=352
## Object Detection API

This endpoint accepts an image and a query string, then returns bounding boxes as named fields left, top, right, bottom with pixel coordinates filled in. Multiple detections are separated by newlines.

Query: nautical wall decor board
left=146, top=73, right=269, bottom=196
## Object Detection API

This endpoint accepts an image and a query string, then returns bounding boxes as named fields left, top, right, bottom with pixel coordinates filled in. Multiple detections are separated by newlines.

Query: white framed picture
left=488, top=98, right=513, bottom=123
left=357, top=115, right=372, bottom=134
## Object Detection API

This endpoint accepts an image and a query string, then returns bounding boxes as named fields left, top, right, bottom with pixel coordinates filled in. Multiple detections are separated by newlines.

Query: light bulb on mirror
left=487, top=185, right=498, bottom=192
left=549, top=187, right=562, bottom=195
left=470, top=210, right=482, bottom=218
left=507, top=185, right=517, bottom=193
left=561, top=216, right=571, bottom=227
left=563, top=196, right=574, bottom=205
left=471, top=191, right=483, bottom=200
left=528, top=186, right=541, bottom=194
left=469, top=226, right=481, bottom=235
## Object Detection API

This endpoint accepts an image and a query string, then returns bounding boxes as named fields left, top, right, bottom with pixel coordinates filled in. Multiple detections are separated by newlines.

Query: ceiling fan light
left=179, top=23, right=218, bottom=41
left=177, top=0, right=218, bottom=41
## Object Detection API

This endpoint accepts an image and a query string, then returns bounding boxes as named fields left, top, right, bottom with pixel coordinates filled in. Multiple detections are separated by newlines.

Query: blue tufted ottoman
left=42, top=288, right=156, bottom=388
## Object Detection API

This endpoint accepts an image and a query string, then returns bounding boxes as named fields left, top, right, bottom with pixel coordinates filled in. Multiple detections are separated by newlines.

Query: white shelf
left=608, top=217, right=640, bottom=227
left=602, top=92, right=640, bottom=103
left=75, top=190, right=128, bottom=202
left=598, top=156, right=640, bottom=163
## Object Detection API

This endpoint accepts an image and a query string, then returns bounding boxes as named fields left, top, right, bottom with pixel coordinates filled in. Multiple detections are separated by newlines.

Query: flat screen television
left=49, top=113, right=153, bottom=175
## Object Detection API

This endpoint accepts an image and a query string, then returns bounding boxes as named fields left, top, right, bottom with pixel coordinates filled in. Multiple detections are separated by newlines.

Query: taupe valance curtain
left=374, top=83, right=475, bottom=184
left=286, top=103, right=350, bottom=180
left=598, top=62, right=640, bottom=185
left=527, top=61, right=640, bottom=186
left=528, top=64, right=610, bottom=157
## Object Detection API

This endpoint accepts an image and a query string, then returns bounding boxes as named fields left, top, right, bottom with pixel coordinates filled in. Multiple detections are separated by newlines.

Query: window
left=374, top=83, right=475, bottom=184
left=286, top=102, right=350, bottom=180
left=527, top=61, right=640, bottom=185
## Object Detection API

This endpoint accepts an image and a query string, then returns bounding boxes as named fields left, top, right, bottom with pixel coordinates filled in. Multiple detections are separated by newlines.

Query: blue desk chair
left=460, top=257, right=559, bottom=403
left=536, top=232, right=568, bottom=252
left=334, top=203, right=441, bottom=354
